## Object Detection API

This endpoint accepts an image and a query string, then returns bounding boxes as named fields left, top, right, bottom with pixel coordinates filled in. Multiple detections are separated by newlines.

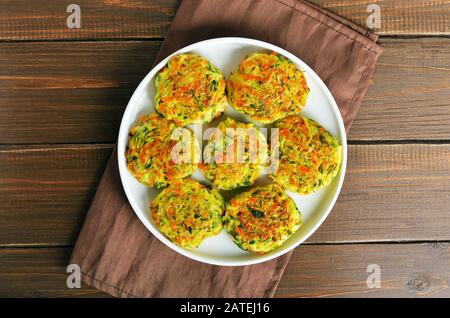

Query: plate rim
left=117, top=37, right=348, bottom=266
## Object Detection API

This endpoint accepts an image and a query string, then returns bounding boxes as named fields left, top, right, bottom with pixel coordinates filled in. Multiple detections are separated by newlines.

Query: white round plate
left=118, top=37, right=347, bottom=266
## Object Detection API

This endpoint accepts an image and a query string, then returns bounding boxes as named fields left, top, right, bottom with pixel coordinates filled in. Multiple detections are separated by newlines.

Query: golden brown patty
left=150, top=179, right=225, bottom=248
left=125, top=112, right=200, bottom=188
left=227, top=52, right=310, bottom=124
left=271, top=115, right=342, bottom=194
left=200, top=117, right=268, bottom=190
left=224, top=183, right=302, bottom=253
left=154, top=53, right=227, bottom=126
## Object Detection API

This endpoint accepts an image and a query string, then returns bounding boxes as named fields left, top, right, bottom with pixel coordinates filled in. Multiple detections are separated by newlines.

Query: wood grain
left=0, top=38, right=449, bottom=144
left=278, top=242, right=450, bottom=297
left=0, top=0, right=178, bottom=41
left=349, top=38, right=450, bottom=141
left=2, top=243, right=450, bottom=297
left=0, top=41, right=161, bottom=144
left=0, top=143, right=449, bottom=246
left=0, top=144, right=113, bottom=246
left=0, top=248, right=109, bottom=297
left=310, top=0, right=450, bottom=36
left=0, top=0, right=449, bottom=40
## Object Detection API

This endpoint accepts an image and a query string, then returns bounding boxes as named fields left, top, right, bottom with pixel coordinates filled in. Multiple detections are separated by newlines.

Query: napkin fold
left=70, top=0, right=382, bottom=297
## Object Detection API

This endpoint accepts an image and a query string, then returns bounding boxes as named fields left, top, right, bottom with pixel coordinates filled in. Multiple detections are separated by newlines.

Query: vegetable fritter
left=151, top=179, right=225, bottom=248
left=126, top=113, right=200, bottom=188
left=271, top=115, right=342, bottom=194
left=224, top=183, right=302, bottom=253
left=154, top=53, right=227, bottom=126
left=227, top=52, right=309, bottom=124
left=200, top=117, right=268, bottom=190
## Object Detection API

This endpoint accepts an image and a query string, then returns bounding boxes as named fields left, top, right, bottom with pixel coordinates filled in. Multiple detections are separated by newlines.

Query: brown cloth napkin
left=70, top=0, right=382, bottom=298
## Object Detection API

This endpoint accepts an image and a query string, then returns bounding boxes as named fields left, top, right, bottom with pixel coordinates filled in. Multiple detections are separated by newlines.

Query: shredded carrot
left=299, top=166, right=310, bottom=174
left=140, top=153, right=147, bottom=164
left=241, top=74, right=263, bottom=81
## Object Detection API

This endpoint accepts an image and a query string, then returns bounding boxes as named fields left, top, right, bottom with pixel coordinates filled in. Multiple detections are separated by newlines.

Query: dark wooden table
left=0, top=0, right=449, bottom=298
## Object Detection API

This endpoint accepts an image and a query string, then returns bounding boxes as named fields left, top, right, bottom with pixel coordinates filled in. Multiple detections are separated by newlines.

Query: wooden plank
left=1, top=243, right=450, bottom=297
left=349, top=38, right=450, bottom=141
left=0, top=38, right=449, bottom=143
left=278, top=242, right=450, bottom=297
left=310, top=0, right=450, bottom=36
left=0, top=144, right=113, bottom=246
left=0, top=143, right=449, bottom=246
left=0, top=0, right=449, bottom=40
left=0, top=41, right=161, bottom=144
left=0, top=248, right=109, bottom=297
left=0, top=0, right=178, bottom=41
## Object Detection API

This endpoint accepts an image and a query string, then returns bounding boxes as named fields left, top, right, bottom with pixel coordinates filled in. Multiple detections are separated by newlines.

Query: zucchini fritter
left=227, top=52, right=309, bottom=124
left=155, top=53, right=227, bottom=126
left=151, top=179, right=225, bottom=248
left=271, top=115, right=342, bottom=194
left=200, top=117, right=268, bottom=190
left=224, top=183, right=302, bottom=253
left=126, top=113, right=200, bottom=188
